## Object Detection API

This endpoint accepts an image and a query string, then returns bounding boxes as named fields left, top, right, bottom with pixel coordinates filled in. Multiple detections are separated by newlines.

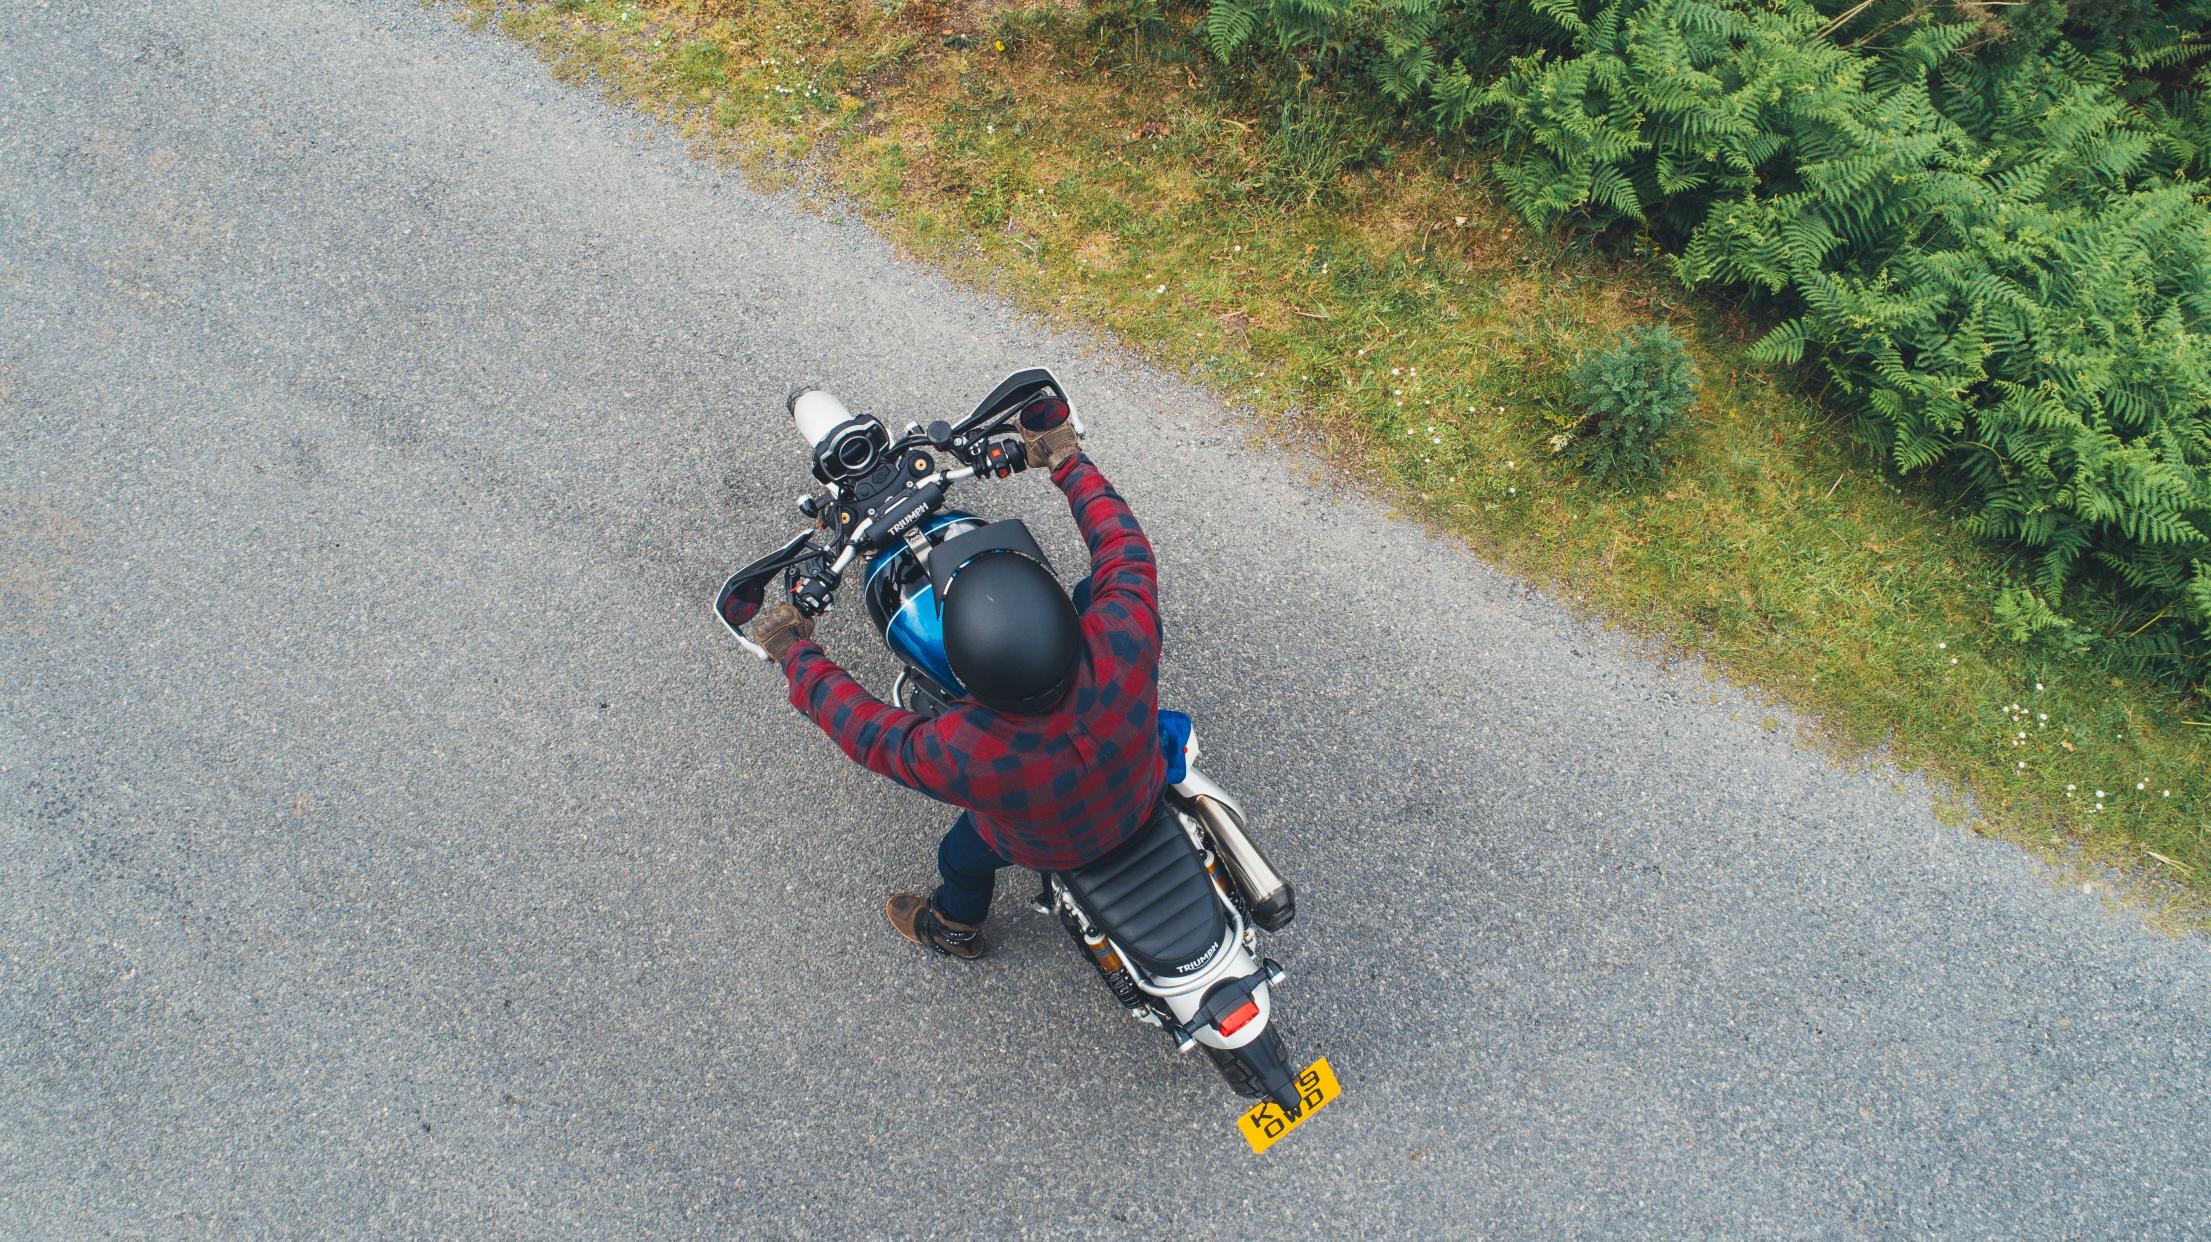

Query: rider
left=747, top=399, right=1163, bottom=959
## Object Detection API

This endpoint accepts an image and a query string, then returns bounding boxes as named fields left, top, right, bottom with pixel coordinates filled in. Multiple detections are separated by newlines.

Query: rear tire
left=1206, top=1025, right=1293, bottom=1109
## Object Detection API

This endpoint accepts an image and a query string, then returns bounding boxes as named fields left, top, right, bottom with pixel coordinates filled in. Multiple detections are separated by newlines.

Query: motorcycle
left=713, top=368, right=1308, bottom=1120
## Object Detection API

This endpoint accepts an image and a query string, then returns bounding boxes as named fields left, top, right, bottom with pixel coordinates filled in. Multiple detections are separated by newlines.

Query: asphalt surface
left=4, top=2, right=2209, bottom=1236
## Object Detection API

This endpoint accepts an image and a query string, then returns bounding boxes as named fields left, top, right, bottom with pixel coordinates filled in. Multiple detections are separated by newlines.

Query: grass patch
left=474, top=0, right=2209, bottom=924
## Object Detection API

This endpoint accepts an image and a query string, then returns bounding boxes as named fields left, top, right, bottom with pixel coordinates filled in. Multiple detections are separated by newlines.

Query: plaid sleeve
left=1053, top=455, right=1159, bottom=646
left=781, top=642, right=957, bottom=800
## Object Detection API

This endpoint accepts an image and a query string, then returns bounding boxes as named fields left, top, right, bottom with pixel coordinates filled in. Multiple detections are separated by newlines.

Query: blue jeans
left=934, top=812, right=1012, bottom=926
left=930, top=574, right=1095, bottom=927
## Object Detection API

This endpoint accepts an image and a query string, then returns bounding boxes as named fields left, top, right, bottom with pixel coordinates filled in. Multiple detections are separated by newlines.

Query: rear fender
left=1128, top=938, right=1274, bottom=1052
left=1174, top=961, right=1275, bottom=1052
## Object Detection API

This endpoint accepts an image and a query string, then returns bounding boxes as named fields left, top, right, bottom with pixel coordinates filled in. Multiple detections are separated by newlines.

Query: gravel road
left=3, top=2, right=2207, bottom=1235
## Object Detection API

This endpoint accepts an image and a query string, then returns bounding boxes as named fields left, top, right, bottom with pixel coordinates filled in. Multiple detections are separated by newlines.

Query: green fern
left=1203, top=0, right=1262, bottom=61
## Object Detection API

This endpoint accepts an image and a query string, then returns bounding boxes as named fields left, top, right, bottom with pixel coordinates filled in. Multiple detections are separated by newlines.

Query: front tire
left=1206, top=1025, right=1301, bottom=1118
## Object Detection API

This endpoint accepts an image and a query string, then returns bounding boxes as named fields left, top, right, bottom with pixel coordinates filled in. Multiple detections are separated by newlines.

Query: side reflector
left=1218, top=999, right=1260, bottom=1036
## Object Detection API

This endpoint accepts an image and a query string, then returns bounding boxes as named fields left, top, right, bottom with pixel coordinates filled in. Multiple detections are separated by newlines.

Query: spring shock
left=1202, top=847, right=1253, bottom=922
left=1083, top=929, right=1145, bottom=1010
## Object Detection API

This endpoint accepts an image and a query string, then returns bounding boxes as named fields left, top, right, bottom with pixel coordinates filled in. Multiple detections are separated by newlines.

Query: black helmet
left=941, top=546, right=1081, bottom=716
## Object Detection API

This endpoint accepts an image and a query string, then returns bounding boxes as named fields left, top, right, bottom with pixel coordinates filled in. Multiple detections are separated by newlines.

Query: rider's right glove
left=752, top=601, right=816, bottom=661
left=1017, top=397, right=1081, bottom=472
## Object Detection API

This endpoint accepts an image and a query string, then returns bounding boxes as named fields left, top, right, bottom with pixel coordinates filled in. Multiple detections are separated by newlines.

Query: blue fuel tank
left=862, top=510, right=986, bottom=696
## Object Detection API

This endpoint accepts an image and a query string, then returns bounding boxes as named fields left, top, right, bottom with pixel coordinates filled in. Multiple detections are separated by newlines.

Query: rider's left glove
left=753, top=601, right=816, bottom=661
left=1017, top=397, right=1081, bottom=472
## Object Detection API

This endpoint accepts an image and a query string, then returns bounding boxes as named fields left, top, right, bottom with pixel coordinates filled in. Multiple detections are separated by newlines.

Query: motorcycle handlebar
left=721, top=395, right=1079, bottom=658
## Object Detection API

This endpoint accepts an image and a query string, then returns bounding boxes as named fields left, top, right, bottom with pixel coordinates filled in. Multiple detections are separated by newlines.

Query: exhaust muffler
left=1191, top=794, right=1294, bottom=931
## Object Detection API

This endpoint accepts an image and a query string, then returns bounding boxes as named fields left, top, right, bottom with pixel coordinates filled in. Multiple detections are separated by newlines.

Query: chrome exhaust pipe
left=1191, top=794, right=1294, bottom=931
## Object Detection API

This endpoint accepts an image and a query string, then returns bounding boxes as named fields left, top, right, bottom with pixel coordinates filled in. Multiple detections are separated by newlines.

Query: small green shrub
left=1564, top=325, right=1698, bottom=488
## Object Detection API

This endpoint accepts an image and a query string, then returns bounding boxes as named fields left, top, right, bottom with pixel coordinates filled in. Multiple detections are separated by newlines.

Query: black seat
left=1060, top=803, right=1228, bottom=978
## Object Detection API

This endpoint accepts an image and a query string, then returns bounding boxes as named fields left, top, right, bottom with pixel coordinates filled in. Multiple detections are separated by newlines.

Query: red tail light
left=1218, top=999, right=1260, bottom=1036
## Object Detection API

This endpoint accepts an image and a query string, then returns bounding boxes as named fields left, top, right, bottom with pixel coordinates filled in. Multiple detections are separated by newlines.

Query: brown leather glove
left=753, top=601, right=815, bottom=661
left=1017, top=397, right=1081, bottom=472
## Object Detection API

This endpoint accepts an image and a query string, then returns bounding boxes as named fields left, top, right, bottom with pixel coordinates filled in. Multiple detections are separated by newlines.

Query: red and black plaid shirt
left=779, top=455, right=1163, bottom=872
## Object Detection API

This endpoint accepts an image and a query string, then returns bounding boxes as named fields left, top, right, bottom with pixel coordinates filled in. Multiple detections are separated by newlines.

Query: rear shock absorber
left=1083, top=929, right=1145, bottom=1011
left=1202, top=847, right=1254, bottom=923
left=1201, top=848, right=1261, bottom=956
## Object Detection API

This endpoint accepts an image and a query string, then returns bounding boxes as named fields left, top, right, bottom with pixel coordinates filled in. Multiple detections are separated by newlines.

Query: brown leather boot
left=885, top=892, right=987, bottom=960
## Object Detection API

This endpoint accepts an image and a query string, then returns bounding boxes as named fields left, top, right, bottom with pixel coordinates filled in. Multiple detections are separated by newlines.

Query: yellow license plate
left=1236, top=1056, right=1340, bottom=1154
